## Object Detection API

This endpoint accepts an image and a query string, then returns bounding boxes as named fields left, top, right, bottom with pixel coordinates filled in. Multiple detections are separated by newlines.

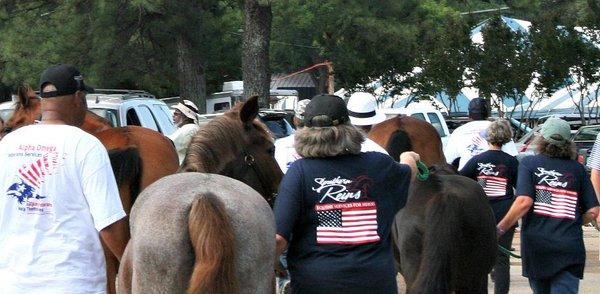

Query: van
left=206, top=81, right=299, bottom=114
left=379, top=107, right=451, bottom=148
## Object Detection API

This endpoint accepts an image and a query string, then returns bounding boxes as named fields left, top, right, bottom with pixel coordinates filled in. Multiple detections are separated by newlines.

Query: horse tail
left=108, top=147, right=142, bottom=206
left=386, top=130, right=412, bottom=162
left=411, top=181, right=461, bottom=294
left=187, top=193, right=238, bottom=294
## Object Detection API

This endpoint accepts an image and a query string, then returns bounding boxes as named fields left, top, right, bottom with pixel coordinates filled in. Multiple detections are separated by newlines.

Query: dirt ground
left=396, top=226, right=600, bottom=293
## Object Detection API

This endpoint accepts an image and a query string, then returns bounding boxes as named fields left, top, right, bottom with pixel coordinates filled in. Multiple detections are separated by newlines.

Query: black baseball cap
left=303, top=94, right=349, bottom=127
left=39, top=64, right=94, bottom=98
left=468, top=98, right=488, bottom=116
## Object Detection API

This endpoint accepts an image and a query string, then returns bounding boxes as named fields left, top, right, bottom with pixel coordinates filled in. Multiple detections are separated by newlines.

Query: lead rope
left=498, top=245, right=521, bottom=259
left=416, top=160, right=429, bottom=181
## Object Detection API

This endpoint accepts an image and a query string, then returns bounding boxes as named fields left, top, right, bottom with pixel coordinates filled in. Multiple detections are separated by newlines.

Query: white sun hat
left=172, top=99, right=199, bottom=123
left=347, top=92, right=386, bottom=126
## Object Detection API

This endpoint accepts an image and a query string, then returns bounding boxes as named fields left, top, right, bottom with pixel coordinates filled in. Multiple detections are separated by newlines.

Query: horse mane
left=82, top=110, right=113, bottom=133
left=181, top=103, right=271, bottom=173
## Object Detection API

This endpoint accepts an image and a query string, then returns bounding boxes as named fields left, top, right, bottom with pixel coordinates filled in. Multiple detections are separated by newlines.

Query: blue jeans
left=529, top=271, right=579, bottom=294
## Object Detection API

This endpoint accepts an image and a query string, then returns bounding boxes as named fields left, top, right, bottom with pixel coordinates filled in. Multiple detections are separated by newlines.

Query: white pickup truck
left=379, top=107, right=451, bottom=148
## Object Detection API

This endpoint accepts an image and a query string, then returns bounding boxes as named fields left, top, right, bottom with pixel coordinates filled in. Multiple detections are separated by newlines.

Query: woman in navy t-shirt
left=497, top=118, right=599, bottom=294
left=460, top=119, right=518, bottom=294
left=273, top=95, right=419, bottom=294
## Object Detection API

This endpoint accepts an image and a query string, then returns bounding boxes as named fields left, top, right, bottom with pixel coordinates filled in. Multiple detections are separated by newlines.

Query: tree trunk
left=176, top=34, right=206, bottom=113
left=242, top=0, right=272, bottom=108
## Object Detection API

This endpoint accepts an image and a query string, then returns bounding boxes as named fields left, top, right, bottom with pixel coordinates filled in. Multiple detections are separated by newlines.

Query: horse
left=368, top=116, right=446, bottom=166
left=392, top=165, right=497, bottom=293
left=118, top=96, right=282, bottom=293
left=2, top=86, right=179, bottom=293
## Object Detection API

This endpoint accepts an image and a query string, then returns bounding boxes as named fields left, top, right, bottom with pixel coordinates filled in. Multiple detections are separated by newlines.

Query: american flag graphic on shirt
left=534, top=185, right=578, bottom=220
left=477, top=175, right=508, bottom=198
left=315, top=201, right=380, bottom=245
left=18, top=153, right=59, bottom=189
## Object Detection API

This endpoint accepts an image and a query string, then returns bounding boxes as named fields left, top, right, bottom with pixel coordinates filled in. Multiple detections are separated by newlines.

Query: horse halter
left=243, top=152, right=277, bottom=206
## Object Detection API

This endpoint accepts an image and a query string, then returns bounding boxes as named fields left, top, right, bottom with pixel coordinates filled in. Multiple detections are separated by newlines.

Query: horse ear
left=240, top=95, right=259, bottom=124
left=17, top=85, right=30, bottom=107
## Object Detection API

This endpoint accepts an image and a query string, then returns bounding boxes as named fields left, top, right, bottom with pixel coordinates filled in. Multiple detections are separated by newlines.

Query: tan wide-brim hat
left=347, top=92, right=386, bottom=126
left=172, top=99, right=199, bottom=123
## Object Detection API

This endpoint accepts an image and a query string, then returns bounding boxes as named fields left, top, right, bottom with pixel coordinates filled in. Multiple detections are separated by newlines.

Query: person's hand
left=399, top=151, right=420, bottom=163
left=275, top=260, right=287, bottom=277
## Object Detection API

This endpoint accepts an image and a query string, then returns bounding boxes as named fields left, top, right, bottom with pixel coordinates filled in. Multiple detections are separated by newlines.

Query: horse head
left=181, top=96, right=283, bottom=204
left=0, top=85, right=40, bottom=139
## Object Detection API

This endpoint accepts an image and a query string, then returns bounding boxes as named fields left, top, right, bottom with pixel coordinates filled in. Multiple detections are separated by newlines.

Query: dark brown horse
left=2, top=86, right=179, bottom=293
left=368, top=116, right=446, bottom=166
left=392, top=165, right=497, bottom=293
left=118, top=96, right=283, bottom=293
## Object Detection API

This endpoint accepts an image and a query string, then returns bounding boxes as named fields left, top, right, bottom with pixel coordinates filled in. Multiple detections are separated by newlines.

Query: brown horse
left=392, top=165, right=497, bottom=293
left=2, top=86, right=179, bottom=293
left=118, top=96, right=283, bottom=293
left=368, top=116, right=446, bottom=166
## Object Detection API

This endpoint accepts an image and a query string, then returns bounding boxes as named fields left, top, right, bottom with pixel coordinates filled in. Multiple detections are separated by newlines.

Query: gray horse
left=118, top=173, right=275, bottom=293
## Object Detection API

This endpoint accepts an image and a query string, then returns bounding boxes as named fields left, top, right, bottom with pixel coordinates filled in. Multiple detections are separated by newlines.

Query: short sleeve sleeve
left=444, top=137, right=459, bottom=164
left=515, top=157, right=535, bottom=199
left=579, top=165, right=600, bottom=213
left=80, top=140, right=126, bottom=231
left=459, top=157, right=478, bottom=180
left=273, top=163, right=304, bottom=241
left=587, top=133, right=600, bottom=170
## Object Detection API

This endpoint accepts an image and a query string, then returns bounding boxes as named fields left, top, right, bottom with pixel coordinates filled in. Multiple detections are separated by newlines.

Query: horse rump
left=410, top=175, right=496, bottom=294
left=187, top=193, right=239, bottom=294
left=108, top=147, right=142, bottom=206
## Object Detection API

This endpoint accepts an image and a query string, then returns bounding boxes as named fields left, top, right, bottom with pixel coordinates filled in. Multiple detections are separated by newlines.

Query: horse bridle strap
left=244, top=152, right=277, bottom=206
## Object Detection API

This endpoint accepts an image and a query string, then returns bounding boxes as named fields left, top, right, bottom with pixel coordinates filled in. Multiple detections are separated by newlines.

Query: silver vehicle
left=0, top=100, right=15, bottom=123
left=86, top=89, right=176, bottom=136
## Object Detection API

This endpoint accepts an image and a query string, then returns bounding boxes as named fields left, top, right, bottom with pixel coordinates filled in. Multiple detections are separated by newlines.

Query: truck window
left=126, top=108, right=141, bottom=126
left=135, top=105, right=159, bottom=131
left=427, top=113, right=446, bottom=137
left=411, top=113, right=426, bottom=121
left=154, top=104, right=177, bottom=135
left=214, top=102, right=230, bottom=112
left=574, top=126, right=600, bottom=142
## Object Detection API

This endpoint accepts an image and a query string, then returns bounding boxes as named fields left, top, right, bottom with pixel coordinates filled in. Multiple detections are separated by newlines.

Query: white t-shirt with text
left=444, top=120, right=518, bottom=170
left=0, top=124, right=125, bottom=294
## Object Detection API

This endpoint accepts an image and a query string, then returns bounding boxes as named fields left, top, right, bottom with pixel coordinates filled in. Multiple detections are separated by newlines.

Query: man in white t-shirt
left=347, top=92, right=389, bottom=155
left=0, top=64, right=127, bottom=293
left=444, top=98, right=518, bottom=170
left=168, top=100, right=200, bottom=164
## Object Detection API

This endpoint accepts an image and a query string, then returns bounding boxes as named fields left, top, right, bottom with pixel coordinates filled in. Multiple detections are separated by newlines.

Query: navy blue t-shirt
left=460, top=150, right=519, bottom=222
left=274, top=152, right=411, bottom=294
left=516, top=154, right=599, bottom=279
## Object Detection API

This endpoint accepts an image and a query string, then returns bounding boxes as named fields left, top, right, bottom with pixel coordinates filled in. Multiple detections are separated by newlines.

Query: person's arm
left=100, top=218, right=129, bottom=261
left=399, top=151, right=420, bottom=180
left=497, top=196, right=533, bottom=235
left=583, top=207, right=599, bottom=224
left=276, top=234, right=288, bottom=257
left=591, top=169, right=600, bottom=209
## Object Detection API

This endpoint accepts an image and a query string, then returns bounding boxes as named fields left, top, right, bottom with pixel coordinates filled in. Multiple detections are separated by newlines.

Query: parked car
left=515, top=122, right=600, bottom=170
left=86, top=89, right=176, bottom=136
left=0, top=101, right=15, bottom=123
left=572, top=125, right=600, bottom=171
left=380, top=107, right=451, bottom=148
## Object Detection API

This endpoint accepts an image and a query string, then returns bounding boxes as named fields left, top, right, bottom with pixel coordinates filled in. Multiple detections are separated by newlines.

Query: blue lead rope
left=416, top=160, right=429, bottom=181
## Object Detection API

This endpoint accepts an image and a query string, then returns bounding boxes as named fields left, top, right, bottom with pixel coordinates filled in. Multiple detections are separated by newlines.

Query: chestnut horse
left=368, top=116, right=445, bottom=166
left=1, top=86, right=179, bottom=293
left=392, top=165, right=497, bottom=293
left=118, top=96, right=283, bottom=293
